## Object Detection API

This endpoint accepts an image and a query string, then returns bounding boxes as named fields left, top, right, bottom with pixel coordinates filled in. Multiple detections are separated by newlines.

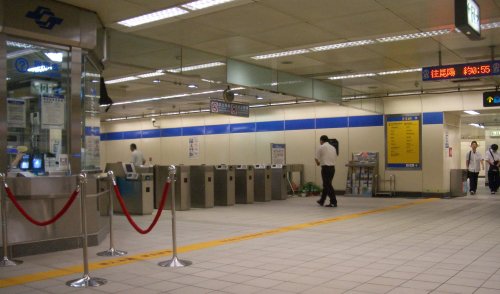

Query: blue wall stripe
left=183, top=126, right=205, bottom=136
left=256, top=121, right=284, bottom=132
left=101, top=112, right=444, bottom=141
left=161, top=128, right=182, bottom=137
left=349, top=115, right=384, bottom=127
left=206, top=124, right=230, bottom=135
left=423, top=112, right=443, bottom=124
left=285, top=119, right=315, bottom=131
left=316, top=117, right=348, bottom=129
left=230, top=123, right=256, bottom=133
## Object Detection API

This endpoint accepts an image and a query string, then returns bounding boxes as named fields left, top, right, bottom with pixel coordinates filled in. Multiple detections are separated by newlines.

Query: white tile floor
left=1, top=180, right=500, bottom=294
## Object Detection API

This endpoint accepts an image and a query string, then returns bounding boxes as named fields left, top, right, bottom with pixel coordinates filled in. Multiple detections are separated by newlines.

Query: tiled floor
left=1, top=180, right=500, bottom=294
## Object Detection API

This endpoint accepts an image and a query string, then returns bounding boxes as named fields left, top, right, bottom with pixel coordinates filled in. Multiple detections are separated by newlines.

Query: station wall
left=100, top=91, right=487, bottom=196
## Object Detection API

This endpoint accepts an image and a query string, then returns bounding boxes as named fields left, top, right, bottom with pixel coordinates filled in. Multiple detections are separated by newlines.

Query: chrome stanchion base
left=0, top=256, right=23, bottom=267
left=97, top=248, right=127, bottom=257
left=66, top=274, right=107, bottom=288
left=158, top=256, right=192, bottom=268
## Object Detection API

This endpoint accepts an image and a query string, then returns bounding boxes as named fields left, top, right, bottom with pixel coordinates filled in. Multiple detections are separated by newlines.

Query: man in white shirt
left=465, top=140, right=484, bottom=195
left=130, top=143, right=145, bottom=166
left=315, top=135, right=338, bottom=207
left=486, top=143, right=500, bottom=194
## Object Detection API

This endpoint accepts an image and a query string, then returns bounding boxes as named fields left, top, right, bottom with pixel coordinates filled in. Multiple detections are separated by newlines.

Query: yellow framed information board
left=385, top=114, right=421, bottom=169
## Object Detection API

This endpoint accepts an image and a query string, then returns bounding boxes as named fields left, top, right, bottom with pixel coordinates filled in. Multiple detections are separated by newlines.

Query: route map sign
left=385, top=114, right=421, bottom=169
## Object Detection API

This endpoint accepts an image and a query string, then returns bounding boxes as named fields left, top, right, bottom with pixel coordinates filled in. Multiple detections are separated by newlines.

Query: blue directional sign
left=210, top=99, right=249, bottom=117
left=483, top=91, right=500, bottom=107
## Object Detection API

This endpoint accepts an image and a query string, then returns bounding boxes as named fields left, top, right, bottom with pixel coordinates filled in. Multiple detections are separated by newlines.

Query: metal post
left=97, top=171, right=127, bottom=257
left=158, top=165, right=192, bottom=268
left=67, top=173, right=107, bottom=287
left=0, top=173, right=22, bottom=266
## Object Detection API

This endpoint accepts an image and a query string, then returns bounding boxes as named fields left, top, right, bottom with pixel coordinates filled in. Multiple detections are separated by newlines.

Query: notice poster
left=7, top=98, right=26, bottom=128
left=271, top=143, right=286, bottom=165
left=41, top=94, right=65, bottom=129
left=386, top=114, right=421, bottom=169
left=189, top=137, right=199, bottom=159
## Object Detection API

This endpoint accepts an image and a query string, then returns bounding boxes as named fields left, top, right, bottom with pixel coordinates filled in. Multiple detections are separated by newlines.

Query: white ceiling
left=55, top=0, right=500, bottom=126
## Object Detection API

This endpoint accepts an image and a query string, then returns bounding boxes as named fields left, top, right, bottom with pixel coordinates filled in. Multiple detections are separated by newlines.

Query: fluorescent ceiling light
left=6, top=49, right=38, bottom=59
left=270, top=101, right=297, bottom=106
left=166, top=61, right=225, bottom=73
left=6, top=41, right=38, bottom=49
left=251, top=49, right=310, bottom=60
left=27, top=65, right=52, bottom=73
left=117, top=7, right=189, bottom=27
left=329, top=73, right=376, bottom=80
left=469, top=123, right=484, bottom=128
left=387, top=91, right=421, bottom=97
left=376, top=29, right=451, bottom=42
left=377, top=68, right=422, bottom=75
left=298, top=100, right=316, bottom=104
left=44, top=52, right=63, bottom=62
left=188, top=84, right=198, bottom=88
left=464, top=110, right=480, bottom=115
left=84, top=72, right=101, bottom=78
left=182, top=0, right=235, bottom=10
left=105, top=76, right=140, bottom=84
left=256, top=96, right=264, bottom=100
left=109, top=89, right=224, bottom=106
left=342, top=95, right=369, bottom=100
left=481, top=21, right=500, bottom=30
left=310, top=39, right=375, bottom=52
left=249, top=104, right=267, bottom=108
left=136, top=71, right=165, bottom=78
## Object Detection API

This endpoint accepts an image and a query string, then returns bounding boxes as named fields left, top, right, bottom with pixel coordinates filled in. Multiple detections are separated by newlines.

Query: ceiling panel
left=247, top=23, right=337, bottom=48
left=190, top=36, right=277, bottom=57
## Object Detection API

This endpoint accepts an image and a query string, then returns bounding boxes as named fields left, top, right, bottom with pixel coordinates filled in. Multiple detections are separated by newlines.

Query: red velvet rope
left=113, top=181, right=170, bottom=234
left=4, top=186, right=80, bottom=226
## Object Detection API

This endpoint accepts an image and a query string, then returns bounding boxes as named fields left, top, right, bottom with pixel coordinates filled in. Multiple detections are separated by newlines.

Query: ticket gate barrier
left=190, top=165, right=214, bottom=208
left=115, top=173, right=154, bottom=215
left=235, top=165, right=254, bottom=204
left=154, top=165, right=191, bottom=211
left=271, top=164, right=288, bottom=200
left=253, top=165, right=271, bottom=202
left=214, top=165, right=235, bottom=206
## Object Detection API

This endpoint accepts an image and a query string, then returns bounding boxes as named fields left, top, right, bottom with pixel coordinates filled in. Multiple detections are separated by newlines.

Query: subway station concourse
left=1, top=0, right=500, bottom=293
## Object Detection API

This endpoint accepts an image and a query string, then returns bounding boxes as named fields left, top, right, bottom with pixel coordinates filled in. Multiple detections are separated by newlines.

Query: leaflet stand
left=345, top=152, right=378, bottom=197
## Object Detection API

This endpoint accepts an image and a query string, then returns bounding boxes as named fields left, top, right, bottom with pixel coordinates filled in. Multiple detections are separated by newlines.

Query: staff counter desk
left=1, top=174, right=110, bottom=257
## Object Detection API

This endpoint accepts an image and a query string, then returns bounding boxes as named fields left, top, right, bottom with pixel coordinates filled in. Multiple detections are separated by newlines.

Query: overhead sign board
left=483, top=91, right=500, bottom=107
left=210, top=99, right=249, bottom=117
left=422, top=60, right=500, bottom=81
left=455, top=0, right=481, bottom=40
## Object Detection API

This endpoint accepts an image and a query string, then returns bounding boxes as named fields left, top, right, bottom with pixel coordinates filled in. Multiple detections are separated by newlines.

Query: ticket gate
left=214, top=165, right=235, bottom=206
left=235, top=165, right=254, bottom=204
left=271, top=164, right=288, bottom=200
left=190, top=165, right=215, bottom=208
left=154, top=165, right=191, bottom=211
left=253, top=164, right=271, bottom=202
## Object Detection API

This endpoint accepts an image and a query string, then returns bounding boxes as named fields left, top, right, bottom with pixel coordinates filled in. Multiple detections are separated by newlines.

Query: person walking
left=315, top=135, right=337, bottom=207
left=130, top=143, right=146, bottom=166
left=465, top=140, right=484, bottom=195
left=486, top=143, right=500, bottom=194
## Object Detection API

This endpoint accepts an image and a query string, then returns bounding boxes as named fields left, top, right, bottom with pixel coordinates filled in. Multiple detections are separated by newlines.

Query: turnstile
left=253, top=164, right=271, bottom=202
left=235, top=165, right=254, bottom=204
left=115, top=173, right=154, bottom=215
left=214, top=165, right=235, bottom=206
left=271, top=164, right=288, bottom=200
left=190, top=165, right=215, bottom=208
left=154, top=165, right=191, bottom=211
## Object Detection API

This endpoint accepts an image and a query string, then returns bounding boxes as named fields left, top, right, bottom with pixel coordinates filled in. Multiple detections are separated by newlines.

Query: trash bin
left=214, top=165, right=235, bottom=206
left=271, top=164, right=287, bottom=200
left=190, top=165, right=214, bottom=208
left=235, top=165, right=254, bottom=204
left=450, top=169, right=468, bottom=197
left=154, top=165, right=191, bottom=211
left=254, top=164, right=271, bottom=202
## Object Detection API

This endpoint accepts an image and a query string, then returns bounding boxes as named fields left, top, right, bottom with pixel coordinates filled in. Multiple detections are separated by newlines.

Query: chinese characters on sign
left=422, top=61, right=500, bottom=81
left=386, top=115, right=421, bottom=169
left=210, top=99, right=249, bottom=117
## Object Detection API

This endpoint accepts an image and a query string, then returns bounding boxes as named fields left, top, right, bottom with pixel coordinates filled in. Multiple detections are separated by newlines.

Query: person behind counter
left=130, top=143, right=146, bottom=166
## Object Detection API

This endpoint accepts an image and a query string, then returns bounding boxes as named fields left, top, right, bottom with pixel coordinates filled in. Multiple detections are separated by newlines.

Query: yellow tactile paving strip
left=0, top=198, right=438, bottom=288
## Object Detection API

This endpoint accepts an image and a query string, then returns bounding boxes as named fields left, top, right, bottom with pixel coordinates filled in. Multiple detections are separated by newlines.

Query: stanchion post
left=66, top=173, right=107, bottom=287
left=158, top=165, right=192, bottom=268
left=97, top=171, right=127, bottom=257
left=0, top=173, right=22, bottom=267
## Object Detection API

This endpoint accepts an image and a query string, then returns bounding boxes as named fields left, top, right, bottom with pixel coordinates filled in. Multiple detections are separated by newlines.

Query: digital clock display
left=422, top=61, right=500, bottom=81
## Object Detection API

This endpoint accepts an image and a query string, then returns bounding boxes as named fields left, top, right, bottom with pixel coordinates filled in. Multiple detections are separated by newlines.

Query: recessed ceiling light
left=257, top=96, right=264, bottom=100
left=188, top=84, right=198, bottom=88
left=464, top=110, right=480, bottom=115
left=117, top=7, right=189, bottom=27
left=182, top=0, right=236, bottom=10
left=251, top=49, right=310, bottom=60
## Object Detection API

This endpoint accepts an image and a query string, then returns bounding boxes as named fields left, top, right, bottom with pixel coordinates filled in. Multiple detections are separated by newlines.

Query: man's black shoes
left=317, top=200, right=324, bottom=206
left=325, top=204, right=337, bottom=207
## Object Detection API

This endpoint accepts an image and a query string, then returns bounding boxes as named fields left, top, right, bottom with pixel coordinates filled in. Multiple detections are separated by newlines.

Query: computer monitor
left=122, top=162, right=138, bottom=180
left=19, top=154, right=30, bottom=170
left=31, top=154, right=44, bottom=174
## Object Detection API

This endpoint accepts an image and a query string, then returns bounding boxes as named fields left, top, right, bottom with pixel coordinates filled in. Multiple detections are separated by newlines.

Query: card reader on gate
left=122, top=163, right=139, bottom=180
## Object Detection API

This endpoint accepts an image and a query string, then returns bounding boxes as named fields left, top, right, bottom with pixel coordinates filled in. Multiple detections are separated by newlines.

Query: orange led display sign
left=422, top=61, right=500, bottom=81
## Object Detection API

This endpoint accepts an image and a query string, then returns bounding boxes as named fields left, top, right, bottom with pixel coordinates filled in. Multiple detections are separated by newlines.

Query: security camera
left=151, top=118, right=156, bottom=123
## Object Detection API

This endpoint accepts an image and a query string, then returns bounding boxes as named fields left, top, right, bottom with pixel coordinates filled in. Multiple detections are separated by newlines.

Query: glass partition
left=81, top=56, right=101, bottom=171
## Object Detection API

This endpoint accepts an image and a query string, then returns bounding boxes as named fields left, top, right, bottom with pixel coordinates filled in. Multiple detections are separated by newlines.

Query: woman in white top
left=465, top=141, right=484, bottom=195
left=485, top=143, right=500, bottom=194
